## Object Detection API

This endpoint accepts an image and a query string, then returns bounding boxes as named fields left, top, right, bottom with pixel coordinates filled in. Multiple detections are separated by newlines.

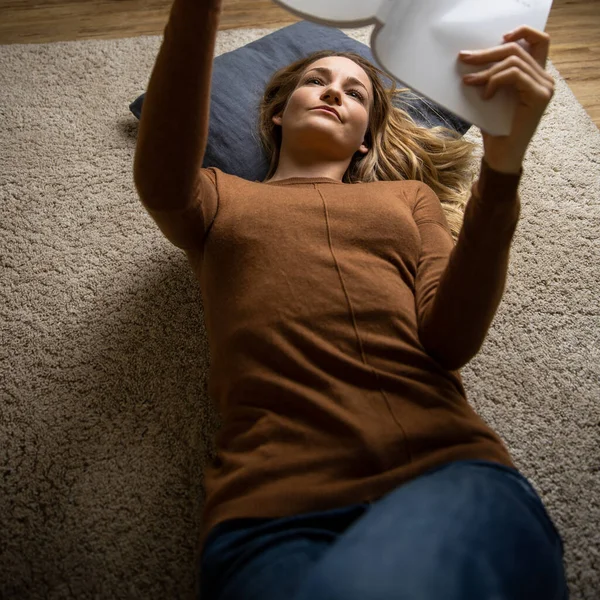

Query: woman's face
left=273, top=56, right=373, bottom=166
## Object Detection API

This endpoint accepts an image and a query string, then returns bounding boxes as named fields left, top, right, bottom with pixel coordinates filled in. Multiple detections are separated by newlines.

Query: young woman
left=134, top=1, right=567, bottom=598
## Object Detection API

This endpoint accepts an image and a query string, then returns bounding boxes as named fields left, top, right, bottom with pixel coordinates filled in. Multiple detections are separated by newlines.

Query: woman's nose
left=323, top=89, right=341, bottom=103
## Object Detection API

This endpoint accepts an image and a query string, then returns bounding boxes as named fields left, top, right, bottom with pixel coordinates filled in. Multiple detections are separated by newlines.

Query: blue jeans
left=199, top=459, right=568, bottom=600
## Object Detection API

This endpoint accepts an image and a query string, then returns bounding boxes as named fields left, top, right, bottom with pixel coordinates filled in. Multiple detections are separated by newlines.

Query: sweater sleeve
left=143, top=168, right=219, bottom=251
left=414, top=157, right=522, bottom=371
left=133, top=0, right=221, bottom=251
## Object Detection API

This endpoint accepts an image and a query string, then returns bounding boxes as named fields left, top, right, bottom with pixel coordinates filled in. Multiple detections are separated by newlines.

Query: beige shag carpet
left=1, top=23, right=599, bottom=600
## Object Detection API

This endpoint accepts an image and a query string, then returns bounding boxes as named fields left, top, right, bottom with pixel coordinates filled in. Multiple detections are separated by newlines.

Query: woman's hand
left=459, top=25, right=555, bottom=174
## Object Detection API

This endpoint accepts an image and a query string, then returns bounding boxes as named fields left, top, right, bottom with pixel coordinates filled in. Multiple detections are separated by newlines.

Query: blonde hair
left=256, top=50, right=479, bottom=244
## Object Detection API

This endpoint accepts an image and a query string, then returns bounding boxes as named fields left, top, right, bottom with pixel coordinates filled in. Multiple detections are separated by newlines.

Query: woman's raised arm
left=133, top=0, right=223, bottom=211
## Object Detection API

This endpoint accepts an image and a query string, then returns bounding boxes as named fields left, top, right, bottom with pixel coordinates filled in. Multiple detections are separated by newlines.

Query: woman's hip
left=199, top=459, right=567, bottom=600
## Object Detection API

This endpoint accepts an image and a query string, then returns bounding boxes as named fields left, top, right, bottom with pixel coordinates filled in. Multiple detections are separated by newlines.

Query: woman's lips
left=312, top=107, right=341, bottom=121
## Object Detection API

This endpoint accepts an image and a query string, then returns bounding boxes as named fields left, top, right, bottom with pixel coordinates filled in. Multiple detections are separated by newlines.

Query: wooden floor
left=1, top=0, right=599, bottom=129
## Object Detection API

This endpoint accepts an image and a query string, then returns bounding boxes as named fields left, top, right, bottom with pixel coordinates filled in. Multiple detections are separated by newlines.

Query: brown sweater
left=141, top=156, right=523, bottom=554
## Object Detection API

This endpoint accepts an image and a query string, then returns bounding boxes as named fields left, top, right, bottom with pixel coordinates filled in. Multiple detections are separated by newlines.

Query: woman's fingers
left=503, top=25, right=551, bottom=70
left=460, top=42, right=553, bottom=87
left=459, top=24, right=556, bottom=106
left=458, top=26, right=556, bottom=172
left=463, top=53, right=550, bottom=95
left=481, top=65, right=554, bottom=105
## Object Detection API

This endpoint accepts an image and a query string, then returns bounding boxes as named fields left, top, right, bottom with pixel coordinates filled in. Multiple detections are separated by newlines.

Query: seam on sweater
left=202, top=167, right=220, bottom=245
left=415, top=220, right=454, bottom=240
left=316, top=185, right=413, bottom=465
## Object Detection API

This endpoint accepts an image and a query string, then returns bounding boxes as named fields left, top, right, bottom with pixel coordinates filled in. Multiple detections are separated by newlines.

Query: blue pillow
left=130, top=20, right=471, bottom=182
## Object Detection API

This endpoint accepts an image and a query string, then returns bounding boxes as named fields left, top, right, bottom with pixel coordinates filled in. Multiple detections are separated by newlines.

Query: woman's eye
left=306, top=78, right=364, bottom=101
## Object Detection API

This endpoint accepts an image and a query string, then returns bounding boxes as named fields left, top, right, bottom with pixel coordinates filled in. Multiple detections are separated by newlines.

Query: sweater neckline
left=260, top=176, right=344, bottom=185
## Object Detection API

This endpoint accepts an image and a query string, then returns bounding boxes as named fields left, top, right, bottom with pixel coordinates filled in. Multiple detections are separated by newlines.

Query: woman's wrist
left=482, top=153, right=523, bottom=175
left=475, top=156, right=523, bottom=201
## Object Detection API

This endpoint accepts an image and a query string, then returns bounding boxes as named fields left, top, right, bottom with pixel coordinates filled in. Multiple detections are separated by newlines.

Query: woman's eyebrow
left=304, top=67, right=369, bottom=96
